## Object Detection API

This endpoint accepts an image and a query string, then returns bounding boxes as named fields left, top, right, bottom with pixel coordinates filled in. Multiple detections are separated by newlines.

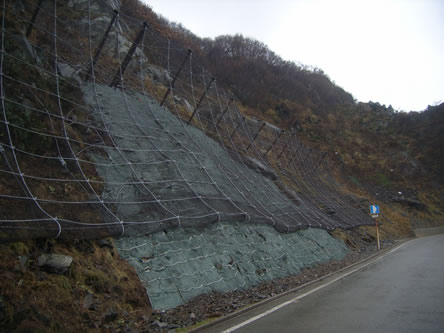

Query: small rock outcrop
left=391, top=196, right=425, bottom=210
left=38, top=254, right=73, bottom=274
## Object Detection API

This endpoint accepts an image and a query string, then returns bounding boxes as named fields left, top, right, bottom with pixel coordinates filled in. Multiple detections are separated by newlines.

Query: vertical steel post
left=376, top=218, right=381, bottom=250
left=160, top=49, right=192, bottom=106
left=277, top=131, right=296, bottom=159
left=313, top=152, right=327, bottom=172
left=287, top=141, right=303, bottom=166
left=187, top=77, right=215, bottom=124
left=85, top=9, right=118, bottom=81
left=300, top=147, right=313, bottom=167
left=215, top=98, right=233, bottom=127
left=110, top=22, right=148, bottom=87
left=26, top=0, right=44, bottom=37
left=264, top=130, right=284, bottom=157
left=246, top=122, right=265, bottom=151
left=230, top=116, right=244, bottom=139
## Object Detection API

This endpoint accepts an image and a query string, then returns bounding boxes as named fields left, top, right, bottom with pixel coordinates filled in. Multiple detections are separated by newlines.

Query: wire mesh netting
left=116, top=222, right=348, bottom=309
left=0, top=0, right=373, bottom=242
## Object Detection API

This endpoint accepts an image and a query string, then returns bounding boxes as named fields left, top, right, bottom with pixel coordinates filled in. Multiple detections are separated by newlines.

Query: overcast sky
left=143, top=0, right=444, bottom=112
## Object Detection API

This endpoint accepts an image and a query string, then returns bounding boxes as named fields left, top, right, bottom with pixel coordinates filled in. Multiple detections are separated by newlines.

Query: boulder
left=83, top=293, right=96, bottom=311
left=38, top=254, right=73, bottom=274
left=151, top=319, right=168, bottom=329
left=58, top=62, right=82, bottom=85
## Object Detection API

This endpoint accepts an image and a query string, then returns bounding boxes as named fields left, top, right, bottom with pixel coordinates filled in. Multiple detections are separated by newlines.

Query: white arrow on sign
left=370, top=205, right=380, bottom=214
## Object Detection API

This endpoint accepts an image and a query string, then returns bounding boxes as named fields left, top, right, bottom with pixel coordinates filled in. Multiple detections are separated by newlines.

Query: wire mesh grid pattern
left=116, top=221, right=347, bottom=309
left=0, top=0, right=372, bottom=242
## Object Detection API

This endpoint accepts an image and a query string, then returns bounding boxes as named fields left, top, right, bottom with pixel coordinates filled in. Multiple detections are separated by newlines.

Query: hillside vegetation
left=0, top=0, right=443, bottom=331
left=123, top=0, right=444, bottom=225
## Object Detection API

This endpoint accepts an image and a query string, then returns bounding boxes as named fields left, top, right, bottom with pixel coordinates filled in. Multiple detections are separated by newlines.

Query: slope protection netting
left=0, top=0, right=372, bottom=241
left=116, top=222, right=348, bottom=309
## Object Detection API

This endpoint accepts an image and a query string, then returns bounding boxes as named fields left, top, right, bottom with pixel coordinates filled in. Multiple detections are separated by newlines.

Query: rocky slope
left=0, top=0, right=443, bottom=332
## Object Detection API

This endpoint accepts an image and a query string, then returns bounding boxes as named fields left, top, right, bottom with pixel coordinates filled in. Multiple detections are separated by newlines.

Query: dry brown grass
left=0, top=239, right=152, bottom=331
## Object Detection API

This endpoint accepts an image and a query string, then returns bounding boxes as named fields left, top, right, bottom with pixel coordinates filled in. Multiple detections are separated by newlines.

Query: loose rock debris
left=145, top=243, right=388, bottom=332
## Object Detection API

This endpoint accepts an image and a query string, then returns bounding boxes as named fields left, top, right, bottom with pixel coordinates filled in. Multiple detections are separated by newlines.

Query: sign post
left=375, top=218, right=380, bottom=250
left=370, top=205, right=381, bottom=250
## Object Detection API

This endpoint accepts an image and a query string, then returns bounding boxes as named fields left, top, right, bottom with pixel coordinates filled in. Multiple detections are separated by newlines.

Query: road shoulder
left=190, top=240, right=409, bottom=333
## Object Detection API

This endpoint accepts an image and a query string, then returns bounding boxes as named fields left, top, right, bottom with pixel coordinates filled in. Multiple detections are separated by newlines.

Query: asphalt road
left=221, top=235, right=444, bottom=333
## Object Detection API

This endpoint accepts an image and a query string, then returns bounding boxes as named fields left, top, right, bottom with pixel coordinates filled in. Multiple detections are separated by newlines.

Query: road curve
left=220, top=235, right=444, bottom=333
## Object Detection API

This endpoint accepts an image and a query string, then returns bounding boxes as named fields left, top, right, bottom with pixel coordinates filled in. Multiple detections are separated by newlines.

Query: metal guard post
left=287, top=141, right=303, bottom=166
left=230, top=117, right=244, bottom=139
left=215, top=98, right=233, bottom=128
left=300, top=147, right=313, bottom=167
left=110, top=22, right=148, bottom=87
left=264, top=130, right=284, bottom=157
left=246, top=122, right=265, bottom=151
left=314, top=152, right=327, bottom=172
left=85, top=9, right=119, bottom=81
left=26, top=0, right=44, bottom=38
left=277, top=131, right=296, bottom=159
left=160, top=49, right=192, bottom=106
left=187, top=77, right=215, bottom=124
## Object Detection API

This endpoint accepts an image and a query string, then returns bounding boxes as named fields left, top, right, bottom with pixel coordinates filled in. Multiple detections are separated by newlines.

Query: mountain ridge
left=123, top=0, right=443, bottom=198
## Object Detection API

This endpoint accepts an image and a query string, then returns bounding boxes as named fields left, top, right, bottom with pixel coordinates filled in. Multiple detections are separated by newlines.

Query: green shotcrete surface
left=81, top=83, right=347, bottom=310
left=116, top=223, right=347, bottom=309
left=82, top=82, right=335, bottom=236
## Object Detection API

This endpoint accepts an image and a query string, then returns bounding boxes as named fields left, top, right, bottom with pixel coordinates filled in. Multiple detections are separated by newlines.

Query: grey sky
left=143, top=0, right=444, bottom=111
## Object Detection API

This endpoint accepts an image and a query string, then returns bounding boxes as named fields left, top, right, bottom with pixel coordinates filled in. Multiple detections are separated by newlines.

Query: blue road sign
left=370, top=205, right=380, bottom=214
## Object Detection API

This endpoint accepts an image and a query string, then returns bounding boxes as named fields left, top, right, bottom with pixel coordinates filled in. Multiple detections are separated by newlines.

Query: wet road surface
left=224, top=235, right=444, bottom=333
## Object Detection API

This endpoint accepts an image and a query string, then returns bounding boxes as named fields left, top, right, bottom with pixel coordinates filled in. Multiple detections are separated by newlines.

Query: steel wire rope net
left=0, top=0, right=372, bottom=243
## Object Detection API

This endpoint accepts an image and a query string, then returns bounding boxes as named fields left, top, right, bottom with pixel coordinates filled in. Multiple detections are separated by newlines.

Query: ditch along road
left=193, top=234, right=444, bottom=333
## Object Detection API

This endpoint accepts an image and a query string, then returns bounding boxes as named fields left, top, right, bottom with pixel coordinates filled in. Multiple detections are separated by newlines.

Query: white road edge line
left=222, top=242, right=408, bottom=333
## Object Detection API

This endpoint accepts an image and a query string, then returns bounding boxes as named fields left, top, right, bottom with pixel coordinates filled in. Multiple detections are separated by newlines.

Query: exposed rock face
left=391, top=196, right=425, bottom=210
left=145, top=64, right=171, bottom=85
left=68, top=0, right=147, bottom=77
left=244, top=156, right=278, bottom=181
left=58, top=62, right=83, bottom=85
left=372, top=187, right=425, bottom=210
left=68, top=0, right=120, bottom=11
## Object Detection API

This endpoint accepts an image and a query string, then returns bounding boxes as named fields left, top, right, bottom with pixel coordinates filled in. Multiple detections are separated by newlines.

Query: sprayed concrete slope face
left=116, top=222, right=347, bottom=309
left=81, top=82, right=333, bottom=234
left=81, top=83, right=347, bottom=309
